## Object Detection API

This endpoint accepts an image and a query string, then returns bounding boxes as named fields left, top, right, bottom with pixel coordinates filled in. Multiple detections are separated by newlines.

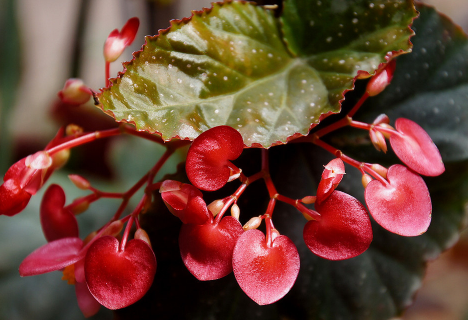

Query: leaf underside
left=97, top=0, right=416, bottom=147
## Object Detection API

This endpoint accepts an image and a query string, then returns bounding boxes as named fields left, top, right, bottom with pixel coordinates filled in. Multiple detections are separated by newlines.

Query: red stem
left=47, top=128, right=122, bottom=155
left=120, top=215, right=135, bottom=251
left=105, top=61, right=111, bottom=86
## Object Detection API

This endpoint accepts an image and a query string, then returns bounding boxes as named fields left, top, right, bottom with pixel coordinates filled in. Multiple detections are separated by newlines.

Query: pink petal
left=75, top=281, right=101, bottom=318
left=19, top=237, right=83, bottom=276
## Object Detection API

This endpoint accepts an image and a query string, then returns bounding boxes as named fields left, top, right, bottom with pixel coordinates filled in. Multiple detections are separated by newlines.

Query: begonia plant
left=1, top=0, right=468, bottom=319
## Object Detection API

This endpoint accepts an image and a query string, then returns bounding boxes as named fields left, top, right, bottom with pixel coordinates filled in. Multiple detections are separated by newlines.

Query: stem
left=313, top=138, right=389, bottom=186
left=47, top=128, right=122, bottom=155
left=146, top=149, right=174, bottom=186
left=214, top=183, right=247, bottom=225
left=119, top=215, right=135, bottom=252
left=122, top=126, right=166, bottom=145
left=105, top=61, right=111, bottom=86
left=347, top=92, right=369, bottom=118
left=264, top=202, right=276, bottom=248
left=262, top=149, right=278, bottom=197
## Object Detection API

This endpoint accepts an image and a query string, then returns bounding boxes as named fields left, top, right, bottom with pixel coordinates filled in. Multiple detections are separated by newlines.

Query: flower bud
left=69, top=174, right=91, bottom=190
left=366, top=59, right=396, bottom=96
left=270, top=228, right=280, bottom=242
left=372, top=114, right=390, bottom=125
left=371, top=164, right=388, bottom=179
left=104, top=17, right=139, bottom=63
left=58, top=78, right=92, bottom=105
left=243, top=216, right=262, bottom=231
left=70, top=200, right=90, bottom=215
left=369, top=129, right=387, bottom=153
left=102, top=220, right=124, bottom=237
left=301, top=196, right=316, bottom=204
left=135, top=228, right=152, bottom=248
left=66, top=124, right=84, bottom=136
left=361, top=174, right=373, bottom=188
left=376, top=123, right=395, bottom=139
left=207, top=199, right=224, bottom=217
left=231, top=203, right=240, bottom=220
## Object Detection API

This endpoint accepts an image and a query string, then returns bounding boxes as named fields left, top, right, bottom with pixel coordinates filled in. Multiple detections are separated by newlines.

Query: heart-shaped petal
left=40, top=184, right=79, bottom=242
left=389, top=118, right=445, bottom=176
left=232, top=230, right=300, bottom=305
left=19, top=237, right=83, bottom=276
left=85, top=236, right=156, bottom=310
left=365, top=164, right=432, bottom=236
left=186, top=126, right=244, bottom=191
left=304, top=191, right=372, bottom=260
left=179, top=216, right=243, bottom=280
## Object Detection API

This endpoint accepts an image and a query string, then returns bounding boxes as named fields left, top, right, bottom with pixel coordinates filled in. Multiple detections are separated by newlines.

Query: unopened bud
left=102, top=220, right=124, bottom=237
left=69, top=174, right=91, bottom=190
left=243, top=216, right=262, bottom=231
left=51, top=149, right=70, bottom=169
left=369, top=129, right=387, bottom=153
left=373, top=114, right=390, bottom=125
left=366, top=59, right=396, bottom=96
left=371, top=164, right=388, bottom=179
left=70, top=200, right=89, bottom=215
left=83, top=231, right=97, bottom=245
left=227, top=167, right=242, bottom=182
left=301, top=196, right=316, bottom=204
left=270, top=228, right=280, bottom=242
left=231, top=203, right=240, bottom=220
left=58, top=78, right=92, bottom=105
left=135, top=228, right=152, bottom=248
left=104, top=17, right=139, bottom=62
left=376, top=123, right=395, bottom=139
left=361, top=174, right=373, bottom=188
left=207, top=199, right=224, bottom=217
left=66, top=124, right=84, bottom=136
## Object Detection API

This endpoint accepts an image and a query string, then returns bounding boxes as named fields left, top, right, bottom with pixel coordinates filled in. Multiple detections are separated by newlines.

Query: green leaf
left=97, top=0, right=416, bottom=147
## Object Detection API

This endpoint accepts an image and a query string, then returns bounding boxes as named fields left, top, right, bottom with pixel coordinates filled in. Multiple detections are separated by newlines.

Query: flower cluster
left=0, top=16, right=445, bottom=317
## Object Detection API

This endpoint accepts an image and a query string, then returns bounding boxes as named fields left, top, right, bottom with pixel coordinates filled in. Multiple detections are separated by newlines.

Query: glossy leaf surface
left=98, top=0, right=416, bottom=147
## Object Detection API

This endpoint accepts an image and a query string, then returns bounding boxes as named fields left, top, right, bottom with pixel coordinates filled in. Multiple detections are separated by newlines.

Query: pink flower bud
left=366, top=59, right=396, bottom=96
left=369, top=129, right=387, bottom=153
left=103, top=17, right=139, bottom=63
left=69, top=174, right=91, bottom=190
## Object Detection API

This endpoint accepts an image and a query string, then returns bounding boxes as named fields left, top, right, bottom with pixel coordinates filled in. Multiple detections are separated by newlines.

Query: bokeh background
left=0, top=0, right=466, bottom=319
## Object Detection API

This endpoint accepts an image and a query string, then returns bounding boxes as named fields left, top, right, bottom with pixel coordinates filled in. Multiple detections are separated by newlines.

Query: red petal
left=161, top=181, right=210, bottom=224
left=85, top=236, right=156, bottom=310
left=40, top=184, right=79, bottom=242
left=19, top=237, right=83, bottom=276
left=186, top=126, right=244, bottom=191
left=120, top=17, right=139, bottom=46
left=304, top=191, right=372, bottom=260
left=75, top=281, right=101, bottom=318
left=0, top=179, right=31, bottom=216
left=365, top=164, right=432, bottom=236
left=233, top=230, right=300, bottom=305
left=179, top=216, right=243, bottom=280
left=316, top=158, right=345, bottom=203
left=390, top=118, right=444, bottom=176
